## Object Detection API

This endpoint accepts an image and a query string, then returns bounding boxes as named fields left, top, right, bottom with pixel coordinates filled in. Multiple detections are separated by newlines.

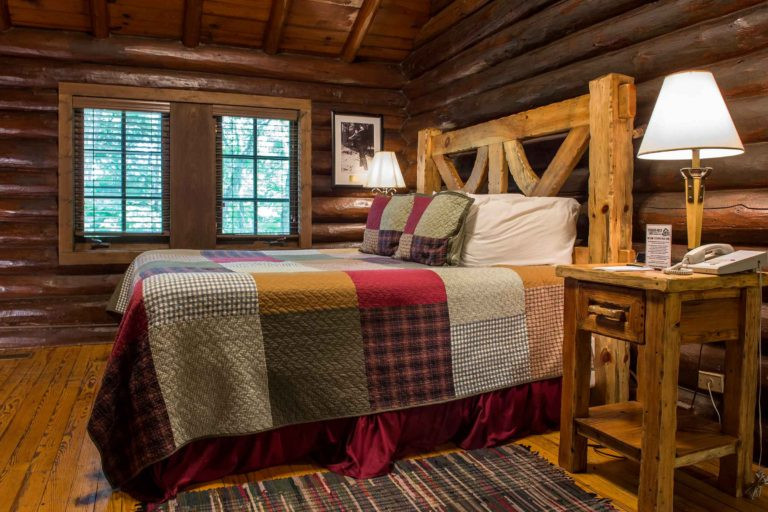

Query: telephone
left=664, top=243, right=767, bottom=275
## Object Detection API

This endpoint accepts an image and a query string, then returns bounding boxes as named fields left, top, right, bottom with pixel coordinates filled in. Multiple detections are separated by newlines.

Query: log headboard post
left=587, top=73, right=636, bottom=264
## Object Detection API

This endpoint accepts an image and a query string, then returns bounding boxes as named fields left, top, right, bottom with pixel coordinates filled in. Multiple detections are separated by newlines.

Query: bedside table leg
left=559, top=278, right=590, bottom=473
left=718, top=286, right=760, bottom=497
left=638, top=291, right=681, bottom=512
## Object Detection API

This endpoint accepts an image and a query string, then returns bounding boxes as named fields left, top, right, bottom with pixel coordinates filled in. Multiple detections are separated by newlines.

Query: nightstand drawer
left=578, top=282, right=645, bottom=343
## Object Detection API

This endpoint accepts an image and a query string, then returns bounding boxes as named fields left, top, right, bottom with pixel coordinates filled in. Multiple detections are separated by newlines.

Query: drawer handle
left=588, top=304, right=626, bottom=322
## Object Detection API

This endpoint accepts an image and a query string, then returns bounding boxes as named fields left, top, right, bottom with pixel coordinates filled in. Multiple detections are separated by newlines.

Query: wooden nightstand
left=556, top=265, right=762, bottom=511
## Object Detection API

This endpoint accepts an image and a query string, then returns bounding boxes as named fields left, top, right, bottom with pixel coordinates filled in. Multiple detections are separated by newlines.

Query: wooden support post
left=588, top=73, right=636, bottom=404
left=559, top=277, right=591, bottom=473
left=638, top=291, right=681, bottom=511
left=417, top=128, right=442, bottom=194
left=487, top=142, right=507, bottom=193
left=89, top=0, right=110, bottom=39
left=718, top=285, right=760, bottom=496
left=0, top=0, right=9, bottom=32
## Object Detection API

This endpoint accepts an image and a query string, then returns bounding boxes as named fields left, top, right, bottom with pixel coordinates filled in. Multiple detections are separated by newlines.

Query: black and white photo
left=332, top=112, right=383, bottom=187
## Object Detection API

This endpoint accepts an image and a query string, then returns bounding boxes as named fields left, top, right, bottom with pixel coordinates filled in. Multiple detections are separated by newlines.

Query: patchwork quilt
left=89, top=249, right=564, bottom=490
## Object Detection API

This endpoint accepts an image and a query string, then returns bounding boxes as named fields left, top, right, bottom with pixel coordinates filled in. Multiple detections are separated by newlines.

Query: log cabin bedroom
left=0, top=0, right=767, bottom=511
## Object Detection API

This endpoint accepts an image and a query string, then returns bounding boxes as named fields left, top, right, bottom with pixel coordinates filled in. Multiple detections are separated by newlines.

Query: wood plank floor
left=1, top=343, right=767, bottom=511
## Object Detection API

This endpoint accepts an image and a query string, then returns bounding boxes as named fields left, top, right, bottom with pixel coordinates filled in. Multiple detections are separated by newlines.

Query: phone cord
left=662, top=260, right=693, bottom=275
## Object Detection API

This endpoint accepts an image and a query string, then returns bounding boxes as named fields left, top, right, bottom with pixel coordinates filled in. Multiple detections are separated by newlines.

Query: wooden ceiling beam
left=340, top=0, right=381, bottom=63
left=0, top=0, right=10, bottom=32
left=263, top=0, right=292, bottom=55
left=88, top=0, right=110, bottom=38
left=182, top=0, right=204, bottom=48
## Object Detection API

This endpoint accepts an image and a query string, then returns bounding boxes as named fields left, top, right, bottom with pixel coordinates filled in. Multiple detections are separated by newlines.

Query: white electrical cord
left=746, top=271, right=765, bottom=499
left=706, top=380, right=721, bottom=425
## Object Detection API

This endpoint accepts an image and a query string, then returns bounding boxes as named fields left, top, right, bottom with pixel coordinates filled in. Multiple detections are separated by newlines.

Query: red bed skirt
left=129, top=377, right=561, bottom=502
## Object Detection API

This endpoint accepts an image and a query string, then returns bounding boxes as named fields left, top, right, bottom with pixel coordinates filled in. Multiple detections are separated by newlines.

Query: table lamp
left=637, top=71, right=744, bottom=249
left=366, top=151, right=405, bottom=196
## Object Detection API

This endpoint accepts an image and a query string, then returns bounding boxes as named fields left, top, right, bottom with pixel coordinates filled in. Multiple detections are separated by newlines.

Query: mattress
left=90, top=248, right=564, bottom=490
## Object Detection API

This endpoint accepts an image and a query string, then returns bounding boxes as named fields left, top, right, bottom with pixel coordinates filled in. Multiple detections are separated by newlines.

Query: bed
left=88, top=73, right=637, bottom=501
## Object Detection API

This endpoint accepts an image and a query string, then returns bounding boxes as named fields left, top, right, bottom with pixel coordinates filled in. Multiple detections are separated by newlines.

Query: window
left=216, top=115, right=299, bottom=237
left=74, top=108, right=169, bottom=239
left=59, top=83, right=311, bottom=265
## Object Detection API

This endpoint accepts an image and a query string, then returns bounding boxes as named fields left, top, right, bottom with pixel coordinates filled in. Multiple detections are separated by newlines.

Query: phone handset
left=663, top=243, right=735, bottom=275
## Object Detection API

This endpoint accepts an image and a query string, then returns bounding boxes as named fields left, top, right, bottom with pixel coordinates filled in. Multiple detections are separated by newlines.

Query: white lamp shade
left=637, top=71, right=744, bottom=161
left=365, top=151, right=405, bottom=189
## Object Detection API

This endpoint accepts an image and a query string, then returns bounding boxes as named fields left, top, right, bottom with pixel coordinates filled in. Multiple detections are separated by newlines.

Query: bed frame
left=416, top=73, right=636, bottom=266
left=416, top=73, right=637, bottom=402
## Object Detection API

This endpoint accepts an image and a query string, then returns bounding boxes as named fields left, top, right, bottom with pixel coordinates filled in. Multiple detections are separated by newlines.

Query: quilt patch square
left=261, top=308, right=370, bottom=425
left=451, top=316, right=531, bottom=397
left=346, top=268, right=446, bottom=308
left=252, top=271, right=359, bottom=314
left=360, top=303, right=453, bottom=409
left=525, top=285, right=564, bottom=379
left=202, top=250, right=282, bottom=263
left=143, top=273, right=259, bottom=327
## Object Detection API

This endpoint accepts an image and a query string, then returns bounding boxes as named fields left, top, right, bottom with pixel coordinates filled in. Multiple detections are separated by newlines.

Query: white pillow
left=461, top=194, right=580, bottom=266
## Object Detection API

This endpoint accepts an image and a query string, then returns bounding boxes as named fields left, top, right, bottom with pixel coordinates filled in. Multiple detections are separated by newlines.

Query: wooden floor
left=1, top=343, right=767, bottom=512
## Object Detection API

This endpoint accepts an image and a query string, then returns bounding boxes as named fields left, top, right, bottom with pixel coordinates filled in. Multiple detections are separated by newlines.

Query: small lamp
left=366, top=151, right=405, bottom=196
left=638, top=71, right=744, bottom=249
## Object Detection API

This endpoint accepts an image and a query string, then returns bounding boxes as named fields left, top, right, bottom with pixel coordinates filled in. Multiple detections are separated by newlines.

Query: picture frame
left=331, top=111, right=384, bottom=188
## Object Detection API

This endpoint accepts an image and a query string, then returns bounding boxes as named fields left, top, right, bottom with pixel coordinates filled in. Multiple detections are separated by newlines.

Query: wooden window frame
left=59, top=83, right=312, bottom=265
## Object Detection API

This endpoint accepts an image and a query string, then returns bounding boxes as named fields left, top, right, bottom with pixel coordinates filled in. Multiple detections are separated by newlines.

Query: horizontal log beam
left=0, top=274, right=122, bottom=299
left=635, top=142, right=768, bottom=193
left=0, top=198, right=56, bottom=220
left=312, top=222, right=365, bottom=242
left=404, top=4, right=768, bottom=136
left=0, top=296, right=115, bottom=327
left=635, top=188, right=768, bottom=245
left=414, top=0, right=491, bottom=47
left=312, top=175, right=376, bottom=198
left=0, top=88, right=57, bottom=111
left=405, top=0, right=649, bottom=100
left=0, top=221, right=57, bottom=247
left=0, top=325, right=117, bottom=348
left=0, top=169, right=57, bottom=198
left=312, top=196, right=373, bottom=222
left=403, top=0, right=557, bottom=78
left=407, top=0, right=761, bottom=113
left=0, top=247, right=57, bottom=273
left=0, top=111, right=58, bottom=138
left=0, top=28, right=405, bottom=89
left=0, top=56, right=405, bottom=109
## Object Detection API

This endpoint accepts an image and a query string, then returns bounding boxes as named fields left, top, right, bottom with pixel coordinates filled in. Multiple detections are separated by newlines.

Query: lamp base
left=680, top=167, right=711, bottom=249
left=371, top=187, right=397, bottom=196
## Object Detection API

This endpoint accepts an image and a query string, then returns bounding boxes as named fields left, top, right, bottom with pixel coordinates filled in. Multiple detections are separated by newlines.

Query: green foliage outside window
left=82, top=108, right=164, bottom=234
left=220, top=116, right=293, bottom=235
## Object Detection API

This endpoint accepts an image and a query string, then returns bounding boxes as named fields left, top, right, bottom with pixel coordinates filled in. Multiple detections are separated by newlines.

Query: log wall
left=403, top=0, right=768, bottom=457
left=0, top=29, right=405, bottom=347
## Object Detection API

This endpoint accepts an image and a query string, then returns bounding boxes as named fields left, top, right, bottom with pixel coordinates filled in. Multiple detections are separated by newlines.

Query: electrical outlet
left=698, top=371, right=725, bottom=393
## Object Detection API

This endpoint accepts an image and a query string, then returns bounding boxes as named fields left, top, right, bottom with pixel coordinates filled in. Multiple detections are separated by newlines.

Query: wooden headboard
left=416, top=73, right=636, bottom=265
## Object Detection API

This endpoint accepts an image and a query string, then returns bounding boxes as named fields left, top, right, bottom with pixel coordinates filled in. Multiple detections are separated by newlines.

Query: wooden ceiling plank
left=416, top=0, right=490, bottom=47
left=182, top=0, right=204, bottom=48
left=0, top=0, right=9, bottom=32
left=340, top=0, right=382, bottom=63
left=88, top=0, right=109, bottom=39
left=263, top=0, right=293, bottom=54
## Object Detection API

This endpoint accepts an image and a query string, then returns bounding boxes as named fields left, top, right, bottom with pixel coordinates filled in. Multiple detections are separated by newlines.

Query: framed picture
left=332, top=111, right=383, bottom=188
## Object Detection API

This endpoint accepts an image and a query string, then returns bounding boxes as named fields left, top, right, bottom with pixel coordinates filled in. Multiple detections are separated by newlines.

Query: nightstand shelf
left=575, top=401, right=738, bottom=468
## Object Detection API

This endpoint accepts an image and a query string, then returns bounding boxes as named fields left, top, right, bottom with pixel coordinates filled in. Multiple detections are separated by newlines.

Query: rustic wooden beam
left=88, top=0, right=110, bottom=39
left=405, top=0, right=647, bottom=99
left=312, top=222, right=365, bottom=242
left=532, top=125, right=590, bottom=197
left=404, top=3, right=768, bottom=137
left=341, top=0, right=382, bottom=63
left=0, top=28, right=405, bottom=89
left=503, top=140, right=538, bottom=195
left=415, top=0, right=491, bottom=47
left=182, top=0, right=204, bottom=48
left=487, top=142, right=507, bottom=194
left=312, top=196, right=372, bottom=222
left=462, top=145, right=488, bottom=193
left=416, top=128, right=442, bottom=194
left=0, top=0, right=10, bottom=32
left=403, top=0, right=556, bottom=78
left=263, top=0, right=292, bottom=55
left=433, top=154, right=464, bottom=190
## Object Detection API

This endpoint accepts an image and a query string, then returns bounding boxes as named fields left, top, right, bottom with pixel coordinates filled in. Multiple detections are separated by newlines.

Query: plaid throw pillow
left=360, top=195, right=414, bottom=256
left=394, top=191, right=474, bottom=266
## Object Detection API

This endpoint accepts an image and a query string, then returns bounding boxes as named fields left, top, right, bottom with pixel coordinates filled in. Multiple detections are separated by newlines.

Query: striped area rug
left=145, top=445, right=616, bottom=511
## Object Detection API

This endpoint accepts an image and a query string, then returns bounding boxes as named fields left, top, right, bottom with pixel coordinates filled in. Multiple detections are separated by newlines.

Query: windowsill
left=59, top=243, right=170, bottom=265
